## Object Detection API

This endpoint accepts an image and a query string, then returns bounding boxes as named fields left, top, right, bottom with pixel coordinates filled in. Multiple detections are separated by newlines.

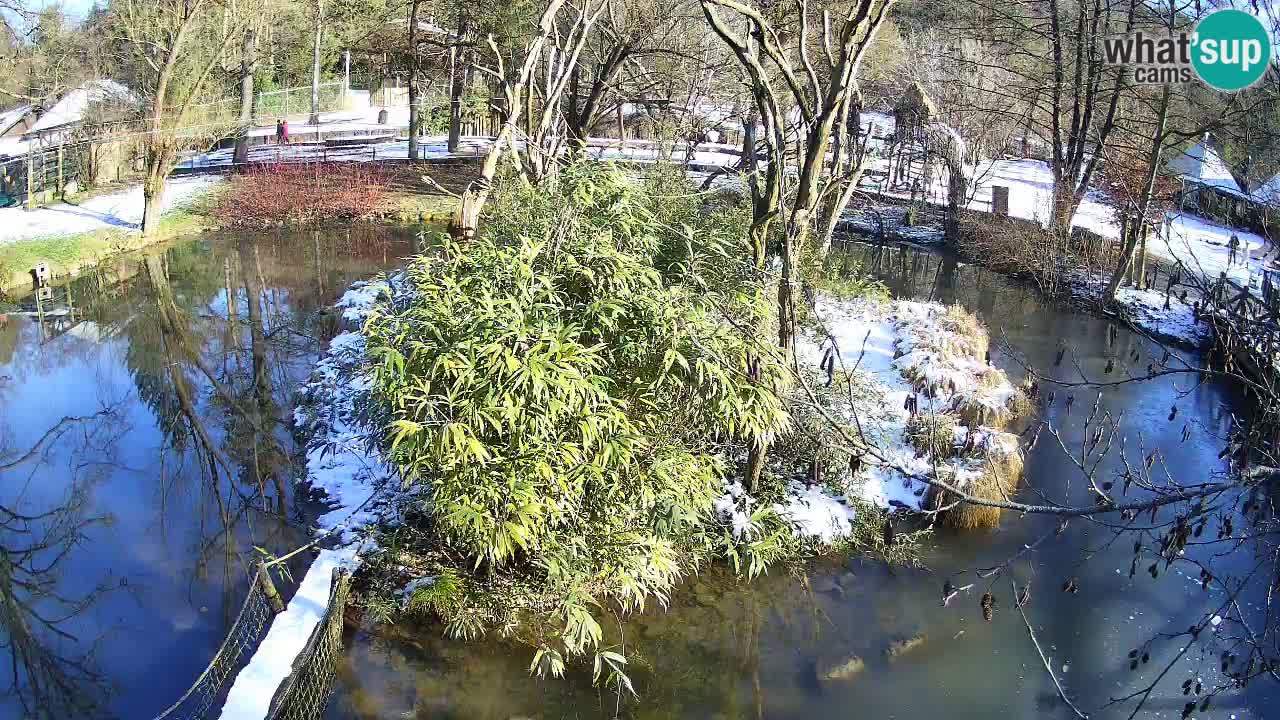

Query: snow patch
left=715, top=296, right=1025, bottom=543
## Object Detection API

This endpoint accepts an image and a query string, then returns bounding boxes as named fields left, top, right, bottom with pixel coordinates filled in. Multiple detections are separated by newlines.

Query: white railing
left=189, top=82, right=348, bottom=126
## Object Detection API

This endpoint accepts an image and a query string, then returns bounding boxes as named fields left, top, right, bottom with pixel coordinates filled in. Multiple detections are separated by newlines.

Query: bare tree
left=309, top=0, right=324, bottom=126
left=113, top=0, right=246, bottom=236
left=233, top=28, right=257, bottom=164
left=454, top=0, right=576, bottom=237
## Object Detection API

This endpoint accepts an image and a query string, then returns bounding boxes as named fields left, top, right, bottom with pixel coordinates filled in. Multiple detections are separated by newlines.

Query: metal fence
left=189, top=82, right=348, bottom=127
left=0, top=144, right=89, bottom=207
left=151, top=563, right=352, bottom=720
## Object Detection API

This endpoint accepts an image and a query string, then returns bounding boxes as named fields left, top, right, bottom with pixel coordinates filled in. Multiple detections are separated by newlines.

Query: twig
left=1013, top=575, right=1089, bottom=719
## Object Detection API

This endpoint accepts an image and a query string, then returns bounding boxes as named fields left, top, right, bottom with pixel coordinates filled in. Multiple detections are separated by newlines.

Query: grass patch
left=0, top=201, right=218, bottom=292
left=905, top=412, right=958, bottom=459
left=929, top=433, right=1024, bottom=530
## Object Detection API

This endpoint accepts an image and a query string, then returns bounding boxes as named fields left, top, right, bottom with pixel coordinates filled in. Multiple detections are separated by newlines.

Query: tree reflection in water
left=0, top=226, right=416, bottom=718
left=0, top=409, right=123, bottom=719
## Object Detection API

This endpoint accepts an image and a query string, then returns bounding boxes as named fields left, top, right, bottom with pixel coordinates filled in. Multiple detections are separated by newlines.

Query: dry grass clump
left=942, top=305, right=989, bottom=355
left=905, top=412, right=958, bottom=459
left=955, top=396, right=1014, bottom=429
left=930, top=433, right=1025, bottom=529
left=955, top=214, right=1118, bottom=291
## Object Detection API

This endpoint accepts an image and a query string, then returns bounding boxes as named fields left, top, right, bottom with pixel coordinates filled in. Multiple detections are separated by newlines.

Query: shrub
left=955, top=212, right=1117, bottom=292
left=216, top=162, right=393, bottom=227
left=363, top=162, right=787, bottom=669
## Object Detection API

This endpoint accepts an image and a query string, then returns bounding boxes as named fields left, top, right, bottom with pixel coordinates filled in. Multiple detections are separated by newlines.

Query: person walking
left=280, top=119, right=291, bottom=145
left=275, top=119, right=283, bottom=144
left=1229, top=232, right=1241, bottom=265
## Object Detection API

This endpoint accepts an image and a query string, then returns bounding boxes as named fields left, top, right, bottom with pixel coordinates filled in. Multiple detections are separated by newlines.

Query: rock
left=837, top=572, right=858, bottom=590
left=886, top=633, right=927, bottom=660
left=817, top=654, right=866, bottom=684
left=809, top=575, right=843, bottom=596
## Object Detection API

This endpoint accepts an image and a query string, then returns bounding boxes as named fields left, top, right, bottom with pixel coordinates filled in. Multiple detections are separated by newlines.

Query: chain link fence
left=190, top=83, right=349, bottom=128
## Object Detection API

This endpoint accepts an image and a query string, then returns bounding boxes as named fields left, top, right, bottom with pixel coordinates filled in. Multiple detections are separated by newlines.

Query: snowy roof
left=27, top=80, right=136, bottom=134
left=1166, top=138, right=1243, bottom=195
left=0, top=104, right=32, bottom=135
left=1253, top=172, right=1280, bottom=205
left=0, top=136, right=30, bottom=159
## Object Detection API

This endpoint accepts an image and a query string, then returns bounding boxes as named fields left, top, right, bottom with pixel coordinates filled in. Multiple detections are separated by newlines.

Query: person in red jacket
left=281, top=119, right=291, bottom=145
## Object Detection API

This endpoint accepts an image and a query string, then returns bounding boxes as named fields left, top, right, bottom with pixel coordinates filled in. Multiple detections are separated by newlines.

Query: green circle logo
left=1192, top=9, right=1271, bottom=91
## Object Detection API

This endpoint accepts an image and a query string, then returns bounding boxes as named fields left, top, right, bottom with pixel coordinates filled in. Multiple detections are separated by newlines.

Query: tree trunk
left=453, top=0, right=569, bottom=238
left=234, top=29, right=257, bottom=165
left=407, top=0, right=422, bottom=160
left=447, top=12, right=468, bottom=152
left=141, top=161, right=166, bottom=238
left=1105, top=85, right=1169, bottom=303
left=309, top=0, right=323, bottom=126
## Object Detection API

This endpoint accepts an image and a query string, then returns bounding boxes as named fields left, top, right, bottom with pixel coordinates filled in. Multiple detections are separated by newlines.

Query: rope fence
left=150, top=565, right=278, bottom=720
left=151, top=563, right=353, bottom=720
left=265, top=569, right=352, bottom=720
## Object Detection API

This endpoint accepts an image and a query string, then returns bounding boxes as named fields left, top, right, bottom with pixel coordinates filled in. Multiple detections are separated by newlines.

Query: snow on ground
left=218, top=279, right=400, bottom=720
left=716, top=296, right=1026, bottom=543
left=1064, top=271, right=1212, bottom=348
left=0, top=175, right=223, bottom=245
left=838, top=204, right=946, bottom=245
left=178, top=131, right=744, bottom=170
left=1150, top=212, right=1272, bottom=288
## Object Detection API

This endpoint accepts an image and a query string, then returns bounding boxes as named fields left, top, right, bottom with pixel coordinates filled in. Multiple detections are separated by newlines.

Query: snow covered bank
left=0, top=175, right=222, bottom=245
left=1064, top=272, right=1212, bottom=349
left=217, top=280, right=400, bottom=720
left=716, top=296, right=1029, bottom=540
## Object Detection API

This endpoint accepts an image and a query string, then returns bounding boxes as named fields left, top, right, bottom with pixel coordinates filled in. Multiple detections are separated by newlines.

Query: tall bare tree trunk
left=1106, top=84, right=1170, bottom=302
left=447, top=12, right=469, bottom=152
left=234, top=29, right=257, bottom=164
left=407, top=0, right=422, bottom=160
left=308, top=0, right=323, bottom=126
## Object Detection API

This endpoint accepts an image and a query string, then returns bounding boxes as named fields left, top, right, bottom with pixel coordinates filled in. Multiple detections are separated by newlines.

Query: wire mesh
left=151, top=566, right=276, bottom=720
left=265, top=569, right=352, bottom=720
left=0, top=144, right=93, bottom=204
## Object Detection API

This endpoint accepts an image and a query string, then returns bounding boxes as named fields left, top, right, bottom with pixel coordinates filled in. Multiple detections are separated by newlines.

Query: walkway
left=0, top=176, right=223, bottom=245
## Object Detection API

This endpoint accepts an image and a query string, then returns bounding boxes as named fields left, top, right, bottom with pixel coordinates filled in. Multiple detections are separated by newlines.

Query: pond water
left=324, top=241, right=1275, bottom=720
left=0, top=226, right=418, bottom=719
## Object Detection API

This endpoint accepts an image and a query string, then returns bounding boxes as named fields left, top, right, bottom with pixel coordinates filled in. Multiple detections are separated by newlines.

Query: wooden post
left=26, top=153, right=33, bottom=209
left=257, top=560, right=286, bottom=613
left=616, top=99, right=625, bottom=150
left=57, top=145, right=64, bottom=197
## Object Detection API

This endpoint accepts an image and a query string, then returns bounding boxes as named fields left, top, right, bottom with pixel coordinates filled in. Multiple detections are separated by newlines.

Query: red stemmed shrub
left=217, top=162, right=394, bottom=228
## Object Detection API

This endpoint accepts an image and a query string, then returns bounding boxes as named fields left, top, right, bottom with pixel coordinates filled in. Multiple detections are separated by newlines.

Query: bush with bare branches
left=216, top=162, right=394, bottom=228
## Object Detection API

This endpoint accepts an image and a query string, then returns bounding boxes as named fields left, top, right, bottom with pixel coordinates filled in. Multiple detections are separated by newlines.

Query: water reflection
left=326, top=241, right=1272, bottom=720
left=0, top=225, right=416, bottom=719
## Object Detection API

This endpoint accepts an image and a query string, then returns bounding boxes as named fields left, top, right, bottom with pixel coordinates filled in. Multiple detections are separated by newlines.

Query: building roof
left=0, top=104, right=33, bottom=135
left=27, top=80, right=136, bottom=135
left=1253, top=172, right=1280, bottom=205
left=1166, top=137, right=1243, bottom=195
